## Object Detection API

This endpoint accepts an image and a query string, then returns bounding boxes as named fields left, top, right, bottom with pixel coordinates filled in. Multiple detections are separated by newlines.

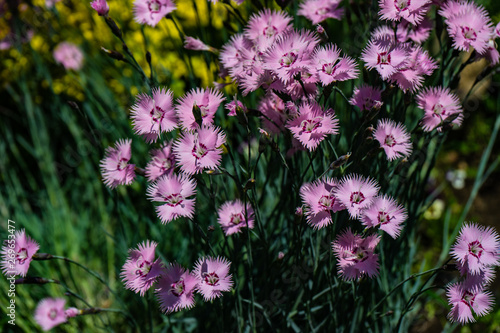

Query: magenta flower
left=133, top=0, right=176, bottom=27
left=53, top=42, right=84, bottom=71
left=184, top=36, right=212, bottom=51
left=446, top=282, right=494, bottom=324
left=217, top=200, right=255, bottom=236
left=451, top=223, right=500, bottom=275
left=147, top=174, right=197, bottom=223
left=173, top=126, right=226, bottom=175
left=416, top=87, right=463, bottom=132
left=300, top=178, right=345, bottom=229
left=298, top=0, right=344, bottom=25
left=131, top=88, right=178, bottom=143
left=360, top=195, right=407, bottom=239
left=361, top=40, right=407, bottom=80
left=156, top=263, right=198, bottom=313
left=100, top=139, right=136, bottom=189
left=90, top=0, right=109, bottom=16
left=379, top=0, right=431, bottom=25
left=121, top=240, right=163, bottom=296
left=286, top=101, right=339, bottom=151
left=373, top=119, right=412, bottom=161
left=349, top=85, right=383, bottom=111
left=334, top=174, right=380, bottom=219
left=193, top=256, right=233, bottom=301
left=332, top=229, right=380, bottom=280
left=388, top=45, right=437, bottom=92
left=1, top=229, right=39, bottom=277
left=245, top=9, right=292, bottom=51
left=176, top=88, right=225, bottom=130
left=313, top=44, right=358, bottom=85
left=145, top=142, right=176, bottom=181
left=34, top=298, right=67, bottom=331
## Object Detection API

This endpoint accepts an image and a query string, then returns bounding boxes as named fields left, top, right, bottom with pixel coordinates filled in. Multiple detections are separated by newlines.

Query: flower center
left=148, top=0, right=161, bottom=13
left=263, top=26, right=278, bottom=38
left=349, top=247, right=368, bottom=263
left=432, top=103, right=445, bottom=116
left=318, top=195, right=335, bottom=210
left=165, top=193, right=184, bottom=207
left=117, top=158, right=128, bottom=171
left=461, top=291, right=475, bottom=307
left=197, top=104, right=209, bottom=118
left=350, top=191, right=365, bottom=205
left=170, top=279, right=185, bottom=297
left=468, top=240, right=484, bottom=259
left=229, top=213, right=244, bottom=225
left=394, top=0, right=410, bottom=11
left=322, top=62, right=338, bottom=76
left=49, top=309, right=58, bottom=320
left=377, top=212, right=391, bottom=225
left=192, top=142, right=208, bottom=159
left=300, top=118, right=322, bottom=133
left=203, top=272, right=220, bottom=286
left=16, top=248, right=28, bottom=265
left=384, top=134, right=396, bottom=147
left=377, top=52, right=391, bottom=66
left=315, top=7, right=329, bottom=15
left=461, top=26, right=477, bottom=41
left=150, top=104, right=165, bottom=124
left=279, top=52, right=298, bottom=67
left=135, top=257, right=152, bottom=277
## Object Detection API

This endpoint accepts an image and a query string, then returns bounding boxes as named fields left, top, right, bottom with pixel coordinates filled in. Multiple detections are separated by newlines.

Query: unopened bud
left=105, top=17, right=122, bottom=39
left=192, top=103, right=203, bottom=127
left=330, top=153, right=350, bottom=169
left=101, top=47, right=124, bottom=61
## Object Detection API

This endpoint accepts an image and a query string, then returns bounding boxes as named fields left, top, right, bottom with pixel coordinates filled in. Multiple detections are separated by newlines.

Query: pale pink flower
left=219, top=34, right=252, bottom=75
left=388, top=45, right=437, bottom=92
left=332, top=229, right=380, bottom=280
left=373, top=119, right=412, bottom=161
left=298, top=0, right=344, bottom=25
left=225, top=99, right=247, bottom=117
left=258, top=93, right=295, bottom=134
left=476, top=37, right=500, bottom=65
left=451, top=223, right=500, bottom=275
left=496, top=22, right=500, bottom=38
left=131, top=88, right=177, bottom=143
left=286, top=101, right=339, bottom=151
left=100, top=139, right=136, bottom=189
left=90, top=0, right=109, bottom=16
left=53, top=42, right=83, bottom=70
left=173, top=126, right=226, bottom=175
left=65, top=308, right=79, bottom=318
left=313, top=44, right=358, bottom=85
left=361, top=40, right=407, bottom=80
left=1, top=229, right=39, bottom=277
left=156, top=263, right=198, bottom=313
left=34, top=298, right=67, bottom=331
left=217, top=200, right=255, bottom=236
left=457, top=262, right=496, bottom=290
left=416, top=87, right=463, bottom=132
left=145, top=142, right=176, bottom=181
left=176, top=88, right=225, bottom=130
left=184, top=36, right=212, bottom=51
left=133, top=0, right=176, bottom=27
left=379, top=0, right=431, bottom=25
left=121, top=240, right=163, bottom=296
left=334, top=174, right=380, bottom=219
left=300, top=178, right=345, bottom=229
left=360, top=195, right=407, bottom=239
left=349, top=85, right=383, bottom=111
left=147, top=174, right=197, bottom=223
left=193, top=256, right=233, bottom=301
left=398, top=18, right=433, bottom=43
left=245, top=9, right=293, bottom=51
left=446, top=282, right=494, bottom=324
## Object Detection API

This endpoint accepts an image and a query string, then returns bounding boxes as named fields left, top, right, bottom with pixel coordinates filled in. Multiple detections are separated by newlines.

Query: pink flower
left=300, top=178, right=345, bottom=229
left=53, top=42, right=84, bottom=70
left=313, top=44, right=358, bottom=85
left=121, top=240, right=163, bottom=296
left=220, top=34, right=252, bottom=75
left=225, top=99, right=247, bottom=117
left=176, top=88, right=225, bottom=130
left=147, top=173, right=197, bottom=223
left=90, top=0, right=109, bottom=16
left=286, top=101, right=339, bottom=151
left=416, top=87, right=463, bottom=132
left=156, top=263, right=198, bottom=313
left=145, top=142, right=176, bottom=181
left=476, top=36, right=500, bottom=65
left=133, top=0, right=176, bottom=27
left=34, top=298, right=67, bottom=331
left=379, top=0, right=431, bottom=25
left=388, top=45, right=437, bottom=92
left=373, top=119, right=412, bottom=161
left=398, top=18, right=433, bottom=43
left=332, top=229, right=380, bottom=280
left=496, top=22, right=500, bottom=38
left=349, top=85, right=383, bottom=111
left=217, top=200, right=255, bottom=236
left=451, top=223, right=500, bottom=275
left=193, top=256, right=233, bottom=301
left=245, top=9, right=293, bottom=51
left=298, top=0, right=344, bottom=25
left=258, top=93, right=295, bottom=134
left=360, top=195, right=407, bottom=239
left=173, top=126, right=226, bottom=175
left=100, top=139, right=136, bottom=189
left=446, top=282, right=494, bottom=324
left=131, top=88, right=177, bottom=143
left=65, top=308, right=80, bottom=318
left=361, top=40, right=408, bottom=80
left=1, top=229, right=39, bottom=277
left=184, top=36, right=212, bottom=51
left=457, top=262, right=496, bottom=290
left=334, top=174, right=380, bottom=219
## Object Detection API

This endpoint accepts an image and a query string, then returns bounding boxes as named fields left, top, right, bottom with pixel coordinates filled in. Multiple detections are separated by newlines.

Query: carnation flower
left=300, top=178, right=345, bottom=229
left=176, top=88, right=225, bottom=130
left=334, top=174, right=380, bottom=219
left=361, top=40, right=407, bottom=80
left=360, top=195, right=407, bottom=239
left=156, top=263, right=198, bottom=313
left=193, top=256, right=233, bottom=301
left=217, top=200, right=255, bottom=236
left=379, top=0, right=431, bottom=25
left=258, top=93, right=296, bottom=134
left=457, top=262, right=496, bottom=290
left=133, top=0, right=176, bottom=27
left=298, top=0, right=344, bottom=25
left=451, top=223, right=500, bottom=275
left=121, top=240, right=163, bottom=296
left=313, top=44, right=358, bottom=85
left=416, top=87, right=463, bottom=132
left=245, top=9, right=293, bottom=51
left=225, top=99, right=247, bottom=117
left=131, top=88, right=178, bottom=143
left=332, top=229, right=380, bottom=280
left=145, top=142, right=176, bottom=181
left=388, top=45, right=437, bottom=92
left=173, top=126, right=226, bottom=175
left=90, top=0, right=109, bottom=16
left=446, top=282, right=494, bottom=324
left=53, top=42, right=84, bottom=71
left=1, top=229, right=39, bottom=277
left=34, top=298, right=67, bottom=331
left=286, top=101, right=339, bottom=151
left=184, top=36, right=212, bottom=51
left=373, top=119, right=412, bottom=161
left=147, top=173, right=197, bottom=223
left=398, top=18, right=433, bottom=43
left=100, top=139, right=136, bottom=189
left=349, top=85, right=383, bottom=111
left=496, top=22, right=500, bottom=38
